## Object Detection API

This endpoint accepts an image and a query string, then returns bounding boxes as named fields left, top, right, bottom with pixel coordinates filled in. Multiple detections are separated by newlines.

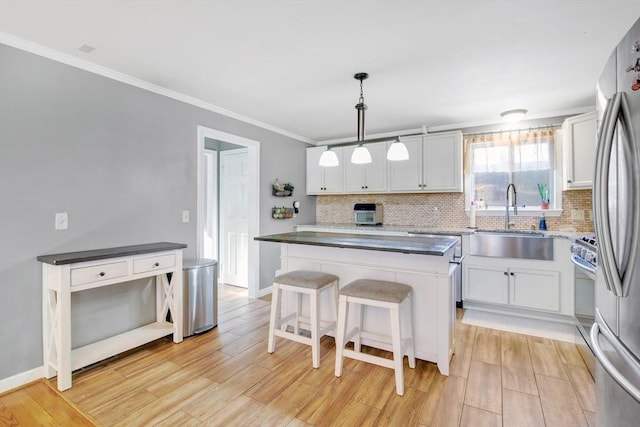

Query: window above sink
left=463, top=127, right=563, bottom=217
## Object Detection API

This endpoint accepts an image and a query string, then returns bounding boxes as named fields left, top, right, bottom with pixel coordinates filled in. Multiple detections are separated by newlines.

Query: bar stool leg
left=268, top=283, right=281, bottom=353
left=406, top=295, right=416, bottom=369
left=390, top=304, right=404, bottom=396
left=335, top=296, right=348, bottom=377
left=310, top=291, right=320, bottom=368
left=294, top=291, right=302, bottom=335
left=354, top=302, right=363, bottom=353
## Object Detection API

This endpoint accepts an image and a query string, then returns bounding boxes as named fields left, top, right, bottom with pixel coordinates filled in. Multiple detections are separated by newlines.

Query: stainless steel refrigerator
left=591, top=16, right=640, bottom=427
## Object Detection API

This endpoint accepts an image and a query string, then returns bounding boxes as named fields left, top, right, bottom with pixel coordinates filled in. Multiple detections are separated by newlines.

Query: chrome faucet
left=505, top=183, right=518, bottom=229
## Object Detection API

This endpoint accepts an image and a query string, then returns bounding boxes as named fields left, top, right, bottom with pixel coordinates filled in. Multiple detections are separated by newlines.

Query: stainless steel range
left=570, top=236, right=596, bottom=350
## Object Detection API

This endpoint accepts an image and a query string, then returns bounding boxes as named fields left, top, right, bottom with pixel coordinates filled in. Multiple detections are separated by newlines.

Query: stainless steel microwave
left=354, top=203, right=383, bottom=225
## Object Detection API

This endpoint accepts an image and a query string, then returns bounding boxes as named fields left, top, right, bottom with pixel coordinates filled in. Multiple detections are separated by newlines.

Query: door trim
left=196, top=126, right=260, bottom=298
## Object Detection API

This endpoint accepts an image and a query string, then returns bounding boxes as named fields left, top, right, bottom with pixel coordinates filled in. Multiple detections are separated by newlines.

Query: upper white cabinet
left=389, top=131, right=463, bottom=192
left=305, top=131, right=462, bottom=195
left=563, top=111, right=596, bottom=190
left=343, top=142, right=388, bottom=193
left=306, top=146, right=344, bottom=194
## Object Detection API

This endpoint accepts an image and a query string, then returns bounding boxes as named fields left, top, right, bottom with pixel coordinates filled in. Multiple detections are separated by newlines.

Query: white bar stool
left=334, top=279, right=416, bottom=396
left=267, top=270, right=339, bottom=368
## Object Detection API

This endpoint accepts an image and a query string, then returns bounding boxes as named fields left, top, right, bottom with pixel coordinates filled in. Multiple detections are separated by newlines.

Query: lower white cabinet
left=465, top=262, right=560, bottom=312
left=462, top=236, right=574, bottom=317
left=509, top=267, right=560, bottom=312
left=466, top=266, right=509, bottom=305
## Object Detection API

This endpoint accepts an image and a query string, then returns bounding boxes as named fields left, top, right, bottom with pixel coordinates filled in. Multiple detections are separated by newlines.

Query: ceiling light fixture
left=350, top=72, right=372, bottom=165
left=318, top=147, right=340, bottom=167
left=78, top=44, right=95, bottom=53
left=500, top=109, right=528, bottom=123
left=387, top=137, right=410, bottom=161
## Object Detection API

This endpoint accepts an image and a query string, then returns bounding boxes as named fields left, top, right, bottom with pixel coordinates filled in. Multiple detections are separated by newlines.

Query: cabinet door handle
left=510, top=272, right=515, bottom=276
left=99, top=272, right=106, bottom=277
left=567, top=180, right=573, bottom=183
left=154, top=262, right=160, bottom=267
left=503, top=271, right=508, bottom=276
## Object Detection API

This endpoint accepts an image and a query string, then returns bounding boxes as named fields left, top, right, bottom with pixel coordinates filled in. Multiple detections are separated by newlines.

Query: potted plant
left=537, top=184, right=549, bottom=209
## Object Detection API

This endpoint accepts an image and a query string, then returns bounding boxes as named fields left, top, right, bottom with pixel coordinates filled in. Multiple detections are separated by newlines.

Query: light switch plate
left=55, top=212, right=68, bottom=230
left=182, top=210, right=190, bottom=223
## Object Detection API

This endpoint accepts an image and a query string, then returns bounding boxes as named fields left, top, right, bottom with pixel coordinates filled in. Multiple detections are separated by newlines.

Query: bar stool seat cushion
left=340, top=279, right=412, bottom=304
left=274, top=270, right=339, bottom=290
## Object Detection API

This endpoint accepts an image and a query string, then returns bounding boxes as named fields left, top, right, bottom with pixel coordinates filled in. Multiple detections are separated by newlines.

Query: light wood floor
left=0, top=284, right=596, bottom=426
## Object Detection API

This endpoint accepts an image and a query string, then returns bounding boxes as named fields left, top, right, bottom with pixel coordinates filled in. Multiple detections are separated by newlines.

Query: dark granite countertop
left=255, top=231, right=457, bottom=256
left=37, top=242, right=188, bottom=265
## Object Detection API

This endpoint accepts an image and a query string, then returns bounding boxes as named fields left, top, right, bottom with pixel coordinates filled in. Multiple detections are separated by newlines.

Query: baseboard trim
left=463, top=301, right=575, bottom=325
left=258, top=285, right=273, bottom=298
left=0, top=366, right=44, bottom=394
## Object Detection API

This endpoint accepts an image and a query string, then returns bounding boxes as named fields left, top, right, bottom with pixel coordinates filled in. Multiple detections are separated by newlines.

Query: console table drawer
left=133, top=254, right=176, bottom=274
left=71, top=262, right=128, bottom=286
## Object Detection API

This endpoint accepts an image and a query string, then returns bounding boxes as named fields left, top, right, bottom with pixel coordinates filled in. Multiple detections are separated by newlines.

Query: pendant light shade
left=318, top=148, right=339, bottom=167
left=387, top=139, right=409, bottom=161
left=351, top=145, right=372, bottom=164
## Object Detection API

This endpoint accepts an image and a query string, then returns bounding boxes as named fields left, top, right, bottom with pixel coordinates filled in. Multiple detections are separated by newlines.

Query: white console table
left=38, top=242, right=186, bottom=391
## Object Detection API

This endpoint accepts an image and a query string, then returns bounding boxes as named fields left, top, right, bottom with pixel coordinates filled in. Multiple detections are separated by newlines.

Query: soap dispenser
left=539, top=213, right=547, bottom=231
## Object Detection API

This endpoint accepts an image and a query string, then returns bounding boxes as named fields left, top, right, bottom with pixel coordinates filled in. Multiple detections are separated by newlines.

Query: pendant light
left=318, top=147, right=339, bottom=167
left=350, top=73, right=372, bottom=164
left=387, top=137, right=410, bottom=161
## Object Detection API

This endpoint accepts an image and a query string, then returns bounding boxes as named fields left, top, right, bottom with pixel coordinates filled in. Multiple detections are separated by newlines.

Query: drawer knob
left=154, top=262, right=160, bottom=267
left=99, top=272, right=106, bottom=277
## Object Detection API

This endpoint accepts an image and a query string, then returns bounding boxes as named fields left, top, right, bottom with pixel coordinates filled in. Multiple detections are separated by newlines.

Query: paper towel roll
left=470, top=203, right=476, bottom=228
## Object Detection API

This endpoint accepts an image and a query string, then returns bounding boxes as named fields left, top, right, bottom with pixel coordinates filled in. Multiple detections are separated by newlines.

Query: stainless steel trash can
left=182, top=258, right=217, bottom=337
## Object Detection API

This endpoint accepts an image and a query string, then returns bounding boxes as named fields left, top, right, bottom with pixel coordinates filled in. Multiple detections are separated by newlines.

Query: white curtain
left=464, top=128, right=555, bottom=174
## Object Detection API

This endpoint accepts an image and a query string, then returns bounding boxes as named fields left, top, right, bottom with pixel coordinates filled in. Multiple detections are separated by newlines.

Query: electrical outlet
left=182, top=210, right=190, bottom=223
left=571, top=209, right=585, bottom=221
left=55, top=212, right=68, bottom=230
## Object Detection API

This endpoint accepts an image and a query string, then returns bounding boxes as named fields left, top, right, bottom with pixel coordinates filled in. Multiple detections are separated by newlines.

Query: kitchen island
left=255, top=231, right=458, bottom=375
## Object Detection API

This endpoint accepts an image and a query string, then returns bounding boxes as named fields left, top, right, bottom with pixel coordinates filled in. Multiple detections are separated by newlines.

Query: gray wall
left=0, top=44, right=316, bottom=381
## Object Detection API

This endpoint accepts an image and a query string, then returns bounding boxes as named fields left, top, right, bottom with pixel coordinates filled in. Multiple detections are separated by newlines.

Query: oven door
left=572, top=254, right=596, bottom=352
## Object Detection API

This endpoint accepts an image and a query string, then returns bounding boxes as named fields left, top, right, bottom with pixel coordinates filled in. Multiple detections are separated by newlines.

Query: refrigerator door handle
left=618, top=93, right=640, bottom=297
left=591, top=312, right=640, bottom=403
left=594, top=92, right=640, bottom=297
left=594, top=94, right=621, bottom=294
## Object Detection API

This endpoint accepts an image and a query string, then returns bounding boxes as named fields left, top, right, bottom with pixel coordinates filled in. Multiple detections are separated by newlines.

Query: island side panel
left=278, top=243, right=454, bottom=375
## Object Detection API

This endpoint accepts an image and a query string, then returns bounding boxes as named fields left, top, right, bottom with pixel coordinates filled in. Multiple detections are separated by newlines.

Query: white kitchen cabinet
left=343, top=141, right=388, bottom=193
left=563, top=111, right=596, bottom=190
left=306, top=146, right=344, bottom=194
left=466, top=265, right=509, bottom=304
left=387, top=136, right=423, bottom=191
left=389, top=131, right=463, bottom=192
left=509, top=267, right=560, bottom=312
left=464, top=261, right=560, bottom=313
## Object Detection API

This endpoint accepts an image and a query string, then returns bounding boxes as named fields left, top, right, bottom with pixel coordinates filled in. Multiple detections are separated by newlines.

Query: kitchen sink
left=475, top=228, right=547, bottom=236
left=470, top=230, right=554, bottom=260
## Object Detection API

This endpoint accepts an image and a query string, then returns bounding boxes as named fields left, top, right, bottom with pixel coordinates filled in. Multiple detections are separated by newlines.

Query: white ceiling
left=1, top=1, right=639, bottom=143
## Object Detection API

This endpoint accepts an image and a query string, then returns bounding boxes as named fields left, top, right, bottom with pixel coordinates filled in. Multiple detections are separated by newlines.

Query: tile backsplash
left=316, top=189, right=594, bottom=232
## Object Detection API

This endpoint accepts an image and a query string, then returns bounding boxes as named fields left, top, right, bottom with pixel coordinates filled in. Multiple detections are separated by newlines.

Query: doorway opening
left=196, top=126, right=260, bottom=298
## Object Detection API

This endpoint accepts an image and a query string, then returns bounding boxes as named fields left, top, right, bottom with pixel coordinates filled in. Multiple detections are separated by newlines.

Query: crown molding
left=0, top=32, right=314, bottom=144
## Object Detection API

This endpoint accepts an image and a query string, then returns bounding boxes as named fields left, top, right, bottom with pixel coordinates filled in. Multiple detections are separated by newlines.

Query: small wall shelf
left=272, top=179, right=294, bottom=197
left=272, top=188, right=294, bottom=197
left=272, top=207, right=294, bottom=219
